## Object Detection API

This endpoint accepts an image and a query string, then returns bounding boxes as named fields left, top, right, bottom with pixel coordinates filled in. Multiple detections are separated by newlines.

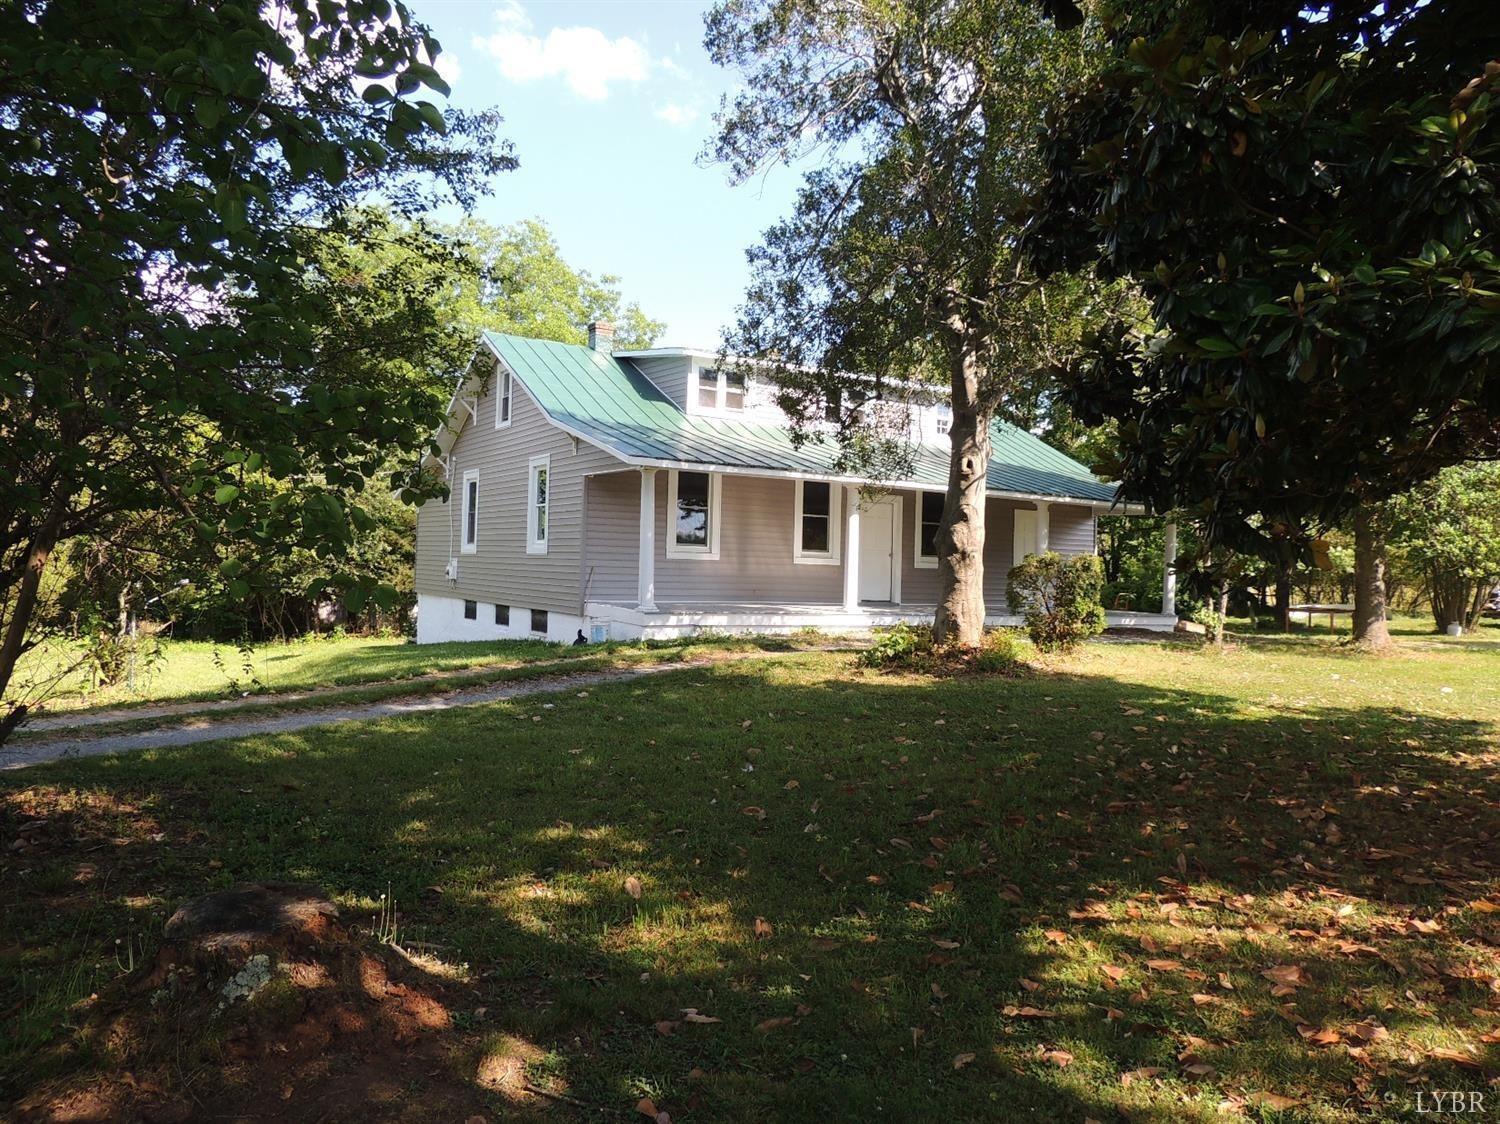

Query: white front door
left=1013, top=508, right=1039, bottom=564
left=859, top=498, right=897, bottom=602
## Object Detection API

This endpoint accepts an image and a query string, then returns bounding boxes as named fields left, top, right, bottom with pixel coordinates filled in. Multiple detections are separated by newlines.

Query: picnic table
left=1289, top=603, right=1354, bottom=632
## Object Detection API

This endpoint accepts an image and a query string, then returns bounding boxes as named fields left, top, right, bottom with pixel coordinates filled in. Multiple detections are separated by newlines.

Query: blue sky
left=419, top=0, right=802, bottom=347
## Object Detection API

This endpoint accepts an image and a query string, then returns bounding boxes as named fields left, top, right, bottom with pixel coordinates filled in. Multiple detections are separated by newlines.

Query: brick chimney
left=587, top=320, right=614, bottom=354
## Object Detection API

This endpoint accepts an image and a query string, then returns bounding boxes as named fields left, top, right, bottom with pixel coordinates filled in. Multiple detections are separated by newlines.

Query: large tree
left=1028, top=0, right=1500, bottom=648
left=705, top=0, right=1094, bottom=645
left=1387, top=463, right=1500, bottom=634
left=0, top=0, right=512, bottom=740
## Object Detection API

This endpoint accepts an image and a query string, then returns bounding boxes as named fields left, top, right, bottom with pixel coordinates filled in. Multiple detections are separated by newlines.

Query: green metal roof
left=483, top=331, right=1121, bottom=505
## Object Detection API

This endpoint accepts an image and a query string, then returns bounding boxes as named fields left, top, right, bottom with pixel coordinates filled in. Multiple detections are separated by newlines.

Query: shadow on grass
left=2, top=653, right=1497, bottom=1121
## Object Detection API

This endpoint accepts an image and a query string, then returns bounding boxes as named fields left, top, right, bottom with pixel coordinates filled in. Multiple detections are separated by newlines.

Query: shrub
left=858, top=623, right=933, bottom=669
left=976, top=629, right=1028, bottom=674
left=1006, top=552, right=1107, bottom=652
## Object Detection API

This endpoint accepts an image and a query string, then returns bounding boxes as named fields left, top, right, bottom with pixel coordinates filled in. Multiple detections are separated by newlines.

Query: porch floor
left=585, top=600, right=1178, bottom=640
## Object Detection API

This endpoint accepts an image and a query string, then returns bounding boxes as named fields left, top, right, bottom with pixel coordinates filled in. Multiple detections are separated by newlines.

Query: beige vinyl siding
left=651, top=473, right=844, bottom=603
left=582, top=471, right=640, bottom=603
left=413, top=372, right=624, bottom=613
left=1049, top=503, right=1096, bottom=556
left=622, top=355, right=692, bottom=410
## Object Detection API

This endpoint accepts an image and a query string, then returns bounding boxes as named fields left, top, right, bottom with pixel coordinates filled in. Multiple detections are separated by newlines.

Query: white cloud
left=654, top=102, right=699, bottom=128
left=433, top=47, right=462, bottom=88
left=472, top=1, right=651, bottom=101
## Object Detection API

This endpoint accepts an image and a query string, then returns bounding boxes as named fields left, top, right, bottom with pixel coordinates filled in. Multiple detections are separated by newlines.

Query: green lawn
left=15, top=633, right=771, bottom=717
left=3, top=624, right=1497, bottom=1121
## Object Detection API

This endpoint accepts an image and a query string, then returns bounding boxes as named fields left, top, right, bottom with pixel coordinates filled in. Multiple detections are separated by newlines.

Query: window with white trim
left=666, top=470, right=721, bottom=559
left=915, top=491, right=942, bottom=569
left=494, top=363, right=512, bottom=428
left=793, top=480, right=841, bottom=564
left=526, top=455, right=549, bottom=554
left=934, top=402, right=951, bottom=435
left=697, top=367, right=719, bottom=409
left=723, top=369, right=746, bottom=410
left=694, top=367, right=747, bottom=412
left=460, top=470, right=479, bottom=554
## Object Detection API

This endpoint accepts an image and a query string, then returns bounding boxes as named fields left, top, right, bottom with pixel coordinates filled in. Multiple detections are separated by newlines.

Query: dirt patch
left=12, top=884, right=541, bottom=1123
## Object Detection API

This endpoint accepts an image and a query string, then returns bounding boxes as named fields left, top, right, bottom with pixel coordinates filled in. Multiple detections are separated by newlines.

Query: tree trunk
left=0, top=504, right=67, bottom=745
left=933, top=336, right=989, bottom=648
left=1274, top=562, right=1293, bottom=633
left=1213, top=578, right=1229, bottom=646
left=1352, top=501, right=1393, bottom=650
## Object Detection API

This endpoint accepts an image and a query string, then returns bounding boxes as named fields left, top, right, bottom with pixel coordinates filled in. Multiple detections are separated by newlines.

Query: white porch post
left=1036, top=501, right=1051, bottom=554
left=637, top=468, right=658, bottom=612
left=1162, top=519, right=1178, bottom=617
left=842, top=485, right=862, bottom=612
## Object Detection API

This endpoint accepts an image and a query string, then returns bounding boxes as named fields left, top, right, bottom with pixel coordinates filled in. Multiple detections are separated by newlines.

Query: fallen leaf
left=1043, top=929, right=1069, bottom=944
left=654, top=1020, right=679, bottom=1036
left=1428, top=1047, right=1481, bottom=1068
left=1261, top=964, right=1309, bottom=989
left=1001, top=1005, right=1057, bottom=1019
left=625, top=876, right=643, bottom=900
left=1120, top=1066, right=1163, bottom=1086
left=756, top=1016, right=794, bottom=1033
left=807, top=937, right=841, bottom=953
left=952, top=1052, right=976, bottom=1070
left=753, top=917, right=773, bottom=940
left=1042, top=1048, right=1073, bottom=1068
left=1102, top=965, right=1127, bottom=982
left=1145, top=959, right=1183, bottom=972
left=931, top=938, right=961, bottom=950
left=680, top=1009, right=721, bottom=1024
left=1346, top=1021, right=1388, bottom=1043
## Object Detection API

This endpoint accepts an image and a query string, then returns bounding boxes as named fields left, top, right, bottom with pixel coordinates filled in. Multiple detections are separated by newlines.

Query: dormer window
left=695, top=367, right=747, bottom=412
left=697, top=367, right=718, bottom=408
left=723, top=369, right=746, bottom=410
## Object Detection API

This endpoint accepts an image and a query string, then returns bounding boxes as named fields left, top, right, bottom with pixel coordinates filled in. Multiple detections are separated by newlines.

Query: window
left=526, top=455, right=549, bottom=554
left=915, top=491, right=942, bottom=569
left=494, top=604, right=509, bottom=626
left=695, top=367, right=747, bottom=412
left=793, top=479, right=842, bottom=564
left=666, top=470, right=722, bottom=559
left=723, top=369, right=746, bottom=410
left=697, top=367, right=719, bottom=409
left=934, top=402, right=951, bottom=435
left=530, top=608, right=548, bottom=634
left=460, top=471, right=479, bottom=554
left=463, top=599, right=477, bottom=620
left=494, top=363, right=512, bottom=428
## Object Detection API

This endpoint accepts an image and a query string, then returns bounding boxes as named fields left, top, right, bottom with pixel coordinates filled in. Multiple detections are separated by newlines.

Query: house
left=413, top=323, right=1179, bottom=643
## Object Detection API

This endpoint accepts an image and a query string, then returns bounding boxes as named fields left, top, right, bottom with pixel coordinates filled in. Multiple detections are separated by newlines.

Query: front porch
left=581, top=468, right=1181, bottom=641
left=585, top=599, right=1178, bottom=641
